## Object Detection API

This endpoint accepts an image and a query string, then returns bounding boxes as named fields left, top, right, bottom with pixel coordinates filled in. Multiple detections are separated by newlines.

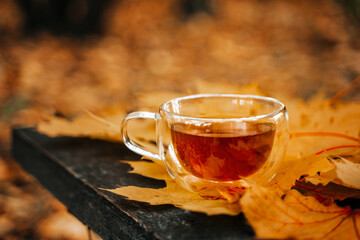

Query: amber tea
left=171, top=122, right=276, bottom=181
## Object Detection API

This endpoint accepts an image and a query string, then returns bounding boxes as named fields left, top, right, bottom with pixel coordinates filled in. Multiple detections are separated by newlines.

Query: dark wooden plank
left=11, top=128, right=254, bottom=240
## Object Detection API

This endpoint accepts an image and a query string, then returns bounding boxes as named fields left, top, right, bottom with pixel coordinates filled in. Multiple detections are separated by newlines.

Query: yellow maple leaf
left=286, top=99, right=360, bottom=158
left=37, top=106, right=157, bottom=149
left=268, top=154, right=335, bottom=192
left=37, top=106, right=126, bottom=141
left=331, top=157, right=360, bottom=189
left=104, top=159, right=242, bottom=215
left=241, top=186, right=360, bottom=240
left=37, top=114, right=122, bottom=142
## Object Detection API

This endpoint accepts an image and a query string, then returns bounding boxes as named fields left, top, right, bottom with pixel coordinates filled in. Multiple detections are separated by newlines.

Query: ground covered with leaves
left=1, top=0, right=360, bottom=239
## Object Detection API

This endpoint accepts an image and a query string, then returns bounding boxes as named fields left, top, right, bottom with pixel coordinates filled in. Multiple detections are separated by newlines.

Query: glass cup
left=121, top=94, right=289, bottom=192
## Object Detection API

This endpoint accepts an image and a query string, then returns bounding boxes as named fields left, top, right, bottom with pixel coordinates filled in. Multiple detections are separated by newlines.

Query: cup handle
left=121, top=111, right=161, bottom=161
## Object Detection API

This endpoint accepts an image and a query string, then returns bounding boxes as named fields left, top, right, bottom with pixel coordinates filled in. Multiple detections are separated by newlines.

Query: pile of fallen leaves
left=38, top=81, right=360, bottom=239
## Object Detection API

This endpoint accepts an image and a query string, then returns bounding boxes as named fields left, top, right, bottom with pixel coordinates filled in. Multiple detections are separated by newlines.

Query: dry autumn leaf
left=37, top=106, right=126, bottom=141
left=293, top=180, right=360, bottom=206
left=305, top=166, right=337, bottom=187
left=241, top=186, right=360, bottom=240
left=267, top=154, right=335, bottom=192
left=105, top=183, right=242, bottom=216
left=103, top=159, right=242, bottom=215
left=302, top=154, right=360, bottom=190
left=37, top=106, right=157, bottom=149
left=331, top=157, right=360, bottom=189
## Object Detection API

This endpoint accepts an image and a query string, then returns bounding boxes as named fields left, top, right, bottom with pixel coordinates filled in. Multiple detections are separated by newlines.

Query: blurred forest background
left=1, top=0, right=360, bottom=239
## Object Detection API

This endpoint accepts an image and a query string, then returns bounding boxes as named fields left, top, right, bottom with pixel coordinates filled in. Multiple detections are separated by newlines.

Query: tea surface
left=171, top=123, right=275, bottom=181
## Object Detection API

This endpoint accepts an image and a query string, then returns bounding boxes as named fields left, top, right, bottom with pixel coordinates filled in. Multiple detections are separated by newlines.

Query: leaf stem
left=83, top=108, right=119, bottom=132
left=290, top=132, right=359, bottom=142
left=315, top=145, right=359, bottom=155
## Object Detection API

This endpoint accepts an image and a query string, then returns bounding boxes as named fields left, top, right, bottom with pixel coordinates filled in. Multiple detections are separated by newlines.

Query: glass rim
left=159, top=94, right=286, bottom=121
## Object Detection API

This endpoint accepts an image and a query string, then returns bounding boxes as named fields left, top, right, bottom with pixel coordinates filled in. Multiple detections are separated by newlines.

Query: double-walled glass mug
left=121, top=94, right=289, bottom=191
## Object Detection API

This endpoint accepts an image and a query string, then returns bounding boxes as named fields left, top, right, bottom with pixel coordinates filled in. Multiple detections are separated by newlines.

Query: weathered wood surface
left=11, top=128, right=254, bottom=240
